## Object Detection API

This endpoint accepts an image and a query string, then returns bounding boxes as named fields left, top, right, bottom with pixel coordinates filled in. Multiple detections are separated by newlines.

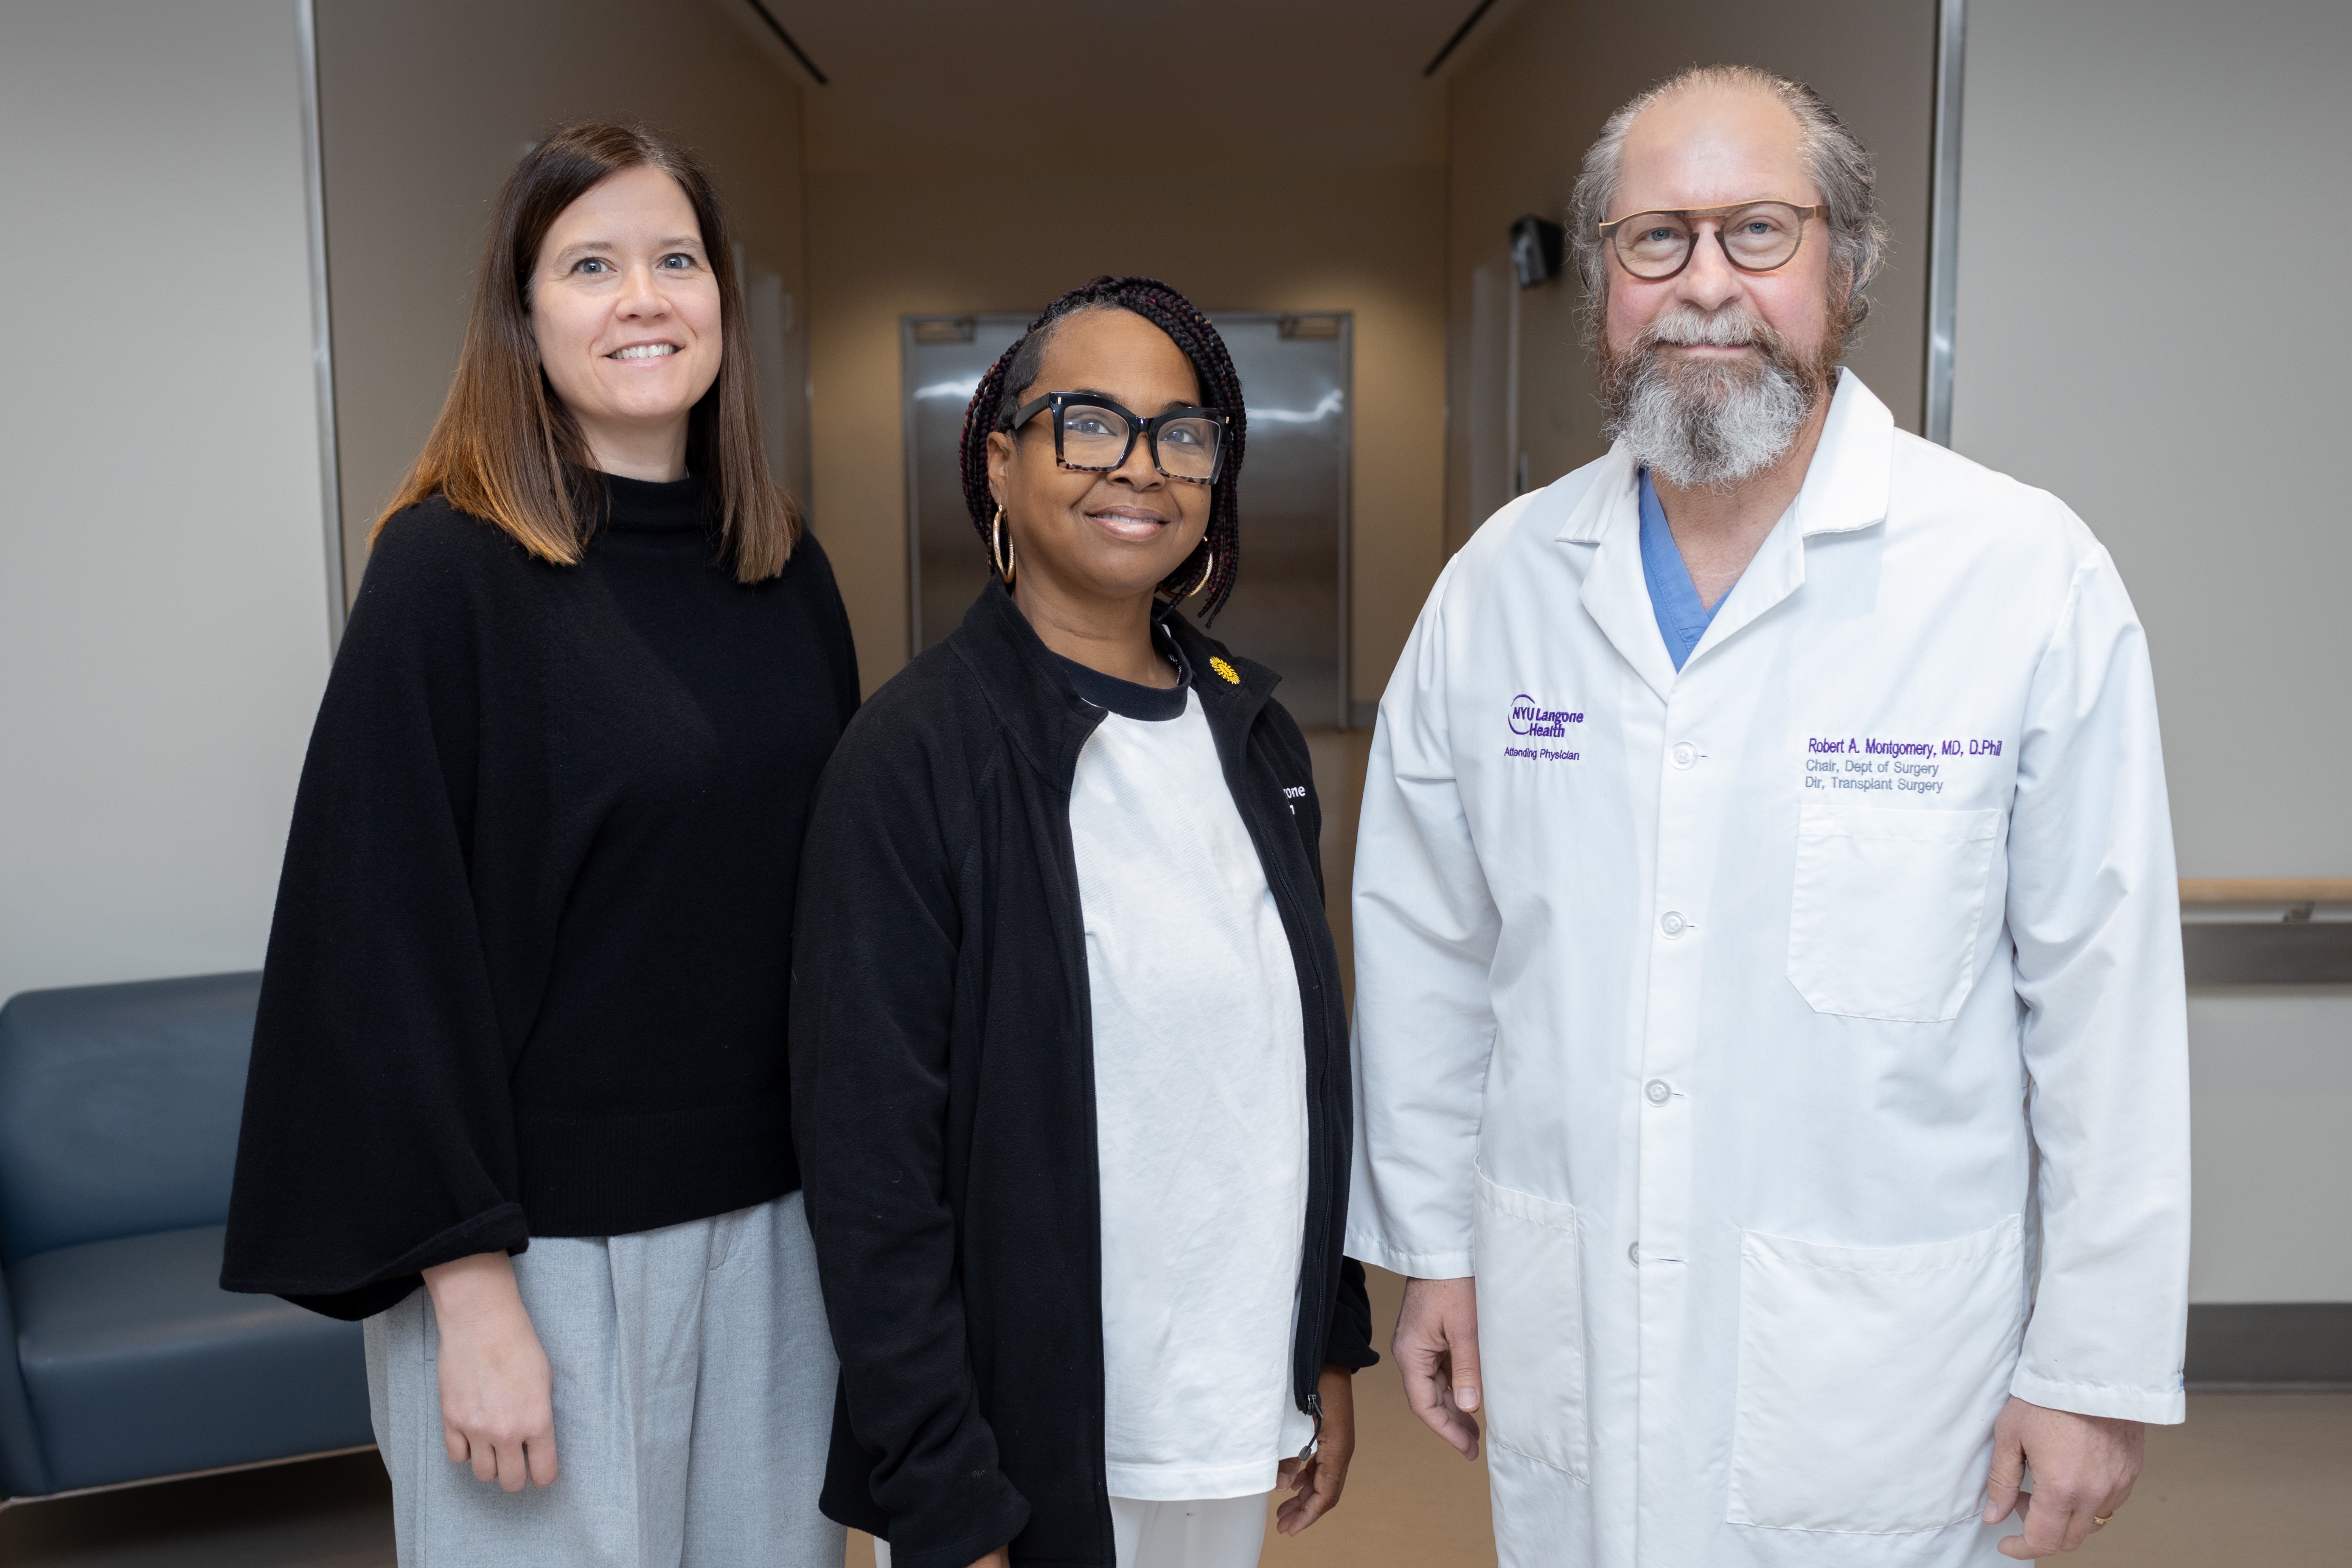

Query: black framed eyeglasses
left=1596, top=200, right=1830, bottom=281
left=1008, top=393, right=1230, bottom=485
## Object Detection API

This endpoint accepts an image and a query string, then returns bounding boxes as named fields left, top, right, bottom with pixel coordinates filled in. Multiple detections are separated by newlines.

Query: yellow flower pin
left=1210, top=656, right=1241, bottom=685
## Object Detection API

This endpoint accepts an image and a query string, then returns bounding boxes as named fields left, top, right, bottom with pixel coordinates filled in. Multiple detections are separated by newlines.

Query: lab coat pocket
left=1728, top=1215, right=2026, bottom=1534
left=1787, top=804, right=2002, bottom=1023
left=1473, top=1169, right=1589, bottom=1481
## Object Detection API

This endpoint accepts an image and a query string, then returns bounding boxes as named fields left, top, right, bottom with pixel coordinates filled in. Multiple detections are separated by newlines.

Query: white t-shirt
left=1067, top=679, right=1313, bottom=1502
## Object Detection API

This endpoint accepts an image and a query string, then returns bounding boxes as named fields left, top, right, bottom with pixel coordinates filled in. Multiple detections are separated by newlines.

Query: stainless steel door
left=901, top=311, right=1352, bottom=728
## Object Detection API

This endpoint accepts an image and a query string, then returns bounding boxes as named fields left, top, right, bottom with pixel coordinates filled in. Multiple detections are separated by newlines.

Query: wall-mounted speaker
left=1511, top=214, right=1566, bottom=289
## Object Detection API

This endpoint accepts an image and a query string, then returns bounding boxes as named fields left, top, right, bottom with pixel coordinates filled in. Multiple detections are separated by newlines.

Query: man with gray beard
left=1348, top=65, right=2189, bottom=1567
left=1598, top=300, right=1840, bottom=494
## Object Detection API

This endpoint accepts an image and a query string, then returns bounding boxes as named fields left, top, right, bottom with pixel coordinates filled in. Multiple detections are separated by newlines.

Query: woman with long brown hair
left=222, top=123, right=856, bottom=1566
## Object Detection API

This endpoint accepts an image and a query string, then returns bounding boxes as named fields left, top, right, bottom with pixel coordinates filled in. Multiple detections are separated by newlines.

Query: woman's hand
left=1274, top=1365, right=1357, bottom=1535
left=961, top=1550, right=1010, bottom=1568
left=421, top=1251, right=558, bottom=1490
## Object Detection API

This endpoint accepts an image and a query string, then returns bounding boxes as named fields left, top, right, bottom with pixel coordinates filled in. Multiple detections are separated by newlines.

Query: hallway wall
left=314, top=0, right=812, bottom=599
left=1949, top=0, right=2350, bottom=883
left=806, top=169, right=1448, bottom=702
left=0, top=0, right=333, bottom=1002
left=1949, top=0, right=2352, bottom=1309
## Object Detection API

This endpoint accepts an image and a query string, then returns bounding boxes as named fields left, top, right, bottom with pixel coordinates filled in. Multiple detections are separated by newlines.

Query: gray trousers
left=365, top=1192, right=843, bottom=1568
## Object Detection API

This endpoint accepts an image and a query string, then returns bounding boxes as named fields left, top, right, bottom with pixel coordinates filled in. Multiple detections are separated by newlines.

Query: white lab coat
left=1347, top=373, right=2190, bottom=1568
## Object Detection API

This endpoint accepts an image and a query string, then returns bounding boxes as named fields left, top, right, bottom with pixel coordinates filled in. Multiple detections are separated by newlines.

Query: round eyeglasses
left=1596, top=200, right=1830, bottom=281
left=1008, top=393, right=1230, bottom=485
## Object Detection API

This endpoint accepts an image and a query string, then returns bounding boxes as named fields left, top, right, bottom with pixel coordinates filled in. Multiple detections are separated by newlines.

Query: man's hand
left=959, top=1551, right=1009, bottom=1568
left=1982, top=1396, right=2144, bottom=1557
left=1395, top=1276, right=1481, bottom=1459
left=422, top=1251, right=558, bottom=1491
left=1275, top=1366, right=1357, bottom=1534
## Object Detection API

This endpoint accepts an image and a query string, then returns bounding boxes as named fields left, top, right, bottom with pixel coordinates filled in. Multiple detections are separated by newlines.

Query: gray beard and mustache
left=1598, top=305, right=1840, bottom=489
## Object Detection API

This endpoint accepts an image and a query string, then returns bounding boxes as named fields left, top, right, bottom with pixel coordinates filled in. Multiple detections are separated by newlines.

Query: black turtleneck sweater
left=222, top=475, right=859, bottom=1321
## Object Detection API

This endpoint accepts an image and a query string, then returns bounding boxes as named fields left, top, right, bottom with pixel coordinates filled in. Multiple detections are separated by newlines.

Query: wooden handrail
left=2179, top=878, right=2352, bottom=906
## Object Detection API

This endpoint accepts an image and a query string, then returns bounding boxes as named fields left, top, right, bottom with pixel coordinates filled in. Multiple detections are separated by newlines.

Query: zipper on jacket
left=1221, top=718, right=1344, bottom=1423
left=1179, top=665, right=1350, bottom=1442
left=1040, top=716, right=1121, bottom=1556
left=1297, top=1386, right=1325, bottom=1459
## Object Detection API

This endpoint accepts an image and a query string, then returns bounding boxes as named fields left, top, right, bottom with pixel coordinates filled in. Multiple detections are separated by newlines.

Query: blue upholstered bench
left=0, top=973, right=372, bottom=1501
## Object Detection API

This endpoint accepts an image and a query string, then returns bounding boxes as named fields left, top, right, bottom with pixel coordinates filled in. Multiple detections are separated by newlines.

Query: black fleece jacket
left=222, top=477, right=859, bottom=1319
left=791, top=583, right=1374, bottom=1568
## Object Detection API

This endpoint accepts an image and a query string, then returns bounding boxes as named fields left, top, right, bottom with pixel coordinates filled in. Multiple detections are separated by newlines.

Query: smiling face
left=984, top=307, right=1213, bottom=607
left=1596, top=83, right=1844, bottom=487
left=1603, top=82, right=1836, bottom=369
left=529, top=164, right=722, bottom=480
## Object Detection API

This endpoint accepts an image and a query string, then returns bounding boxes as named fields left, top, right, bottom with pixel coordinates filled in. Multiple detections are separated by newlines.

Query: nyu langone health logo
left=1509, top=695, right=1583, bottom=738
left=1505, top=694, right=1583, bottom=762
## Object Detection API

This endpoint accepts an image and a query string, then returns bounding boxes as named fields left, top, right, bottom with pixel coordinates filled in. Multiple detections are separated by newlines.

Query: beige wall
left=315, top=0, right=810, bottom=595
left=0, top=0, right=334, bottom=1001
left=1440, top=0, right=1938, bottom=549
left=806, top=167, right=1448, bottom=701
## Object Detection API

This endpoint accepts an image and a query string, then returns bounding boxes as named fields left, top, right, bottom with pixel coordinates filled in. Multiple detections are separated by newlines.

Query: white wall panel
left=0, top=0, right=331, bottom=1002
left=2186, top=991, right=2352, bottom=1302
left=1952, top=0, right=2352, bottom=1305
left=1951, top=0, right=2351, bottom=879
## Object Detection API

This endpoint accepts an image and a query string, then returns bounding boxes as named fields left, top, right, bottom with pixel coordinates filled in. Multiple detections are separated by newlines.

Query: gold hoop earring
left=1181, top=548, right=1215, bottom=600
left=990, top=505, right=1017, bottom=586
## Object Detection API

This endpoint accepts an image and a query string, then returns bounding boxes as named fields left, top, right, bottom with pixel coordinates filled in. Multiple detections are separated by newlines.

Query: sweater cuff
left=887, top=1489, right=1031, bottom=1568
left=221, top=1203, right=532, bottom=1322
left=378, top=1203, right=534, bottom=1279
left=1324, top=1257, right=1379, bottom=1371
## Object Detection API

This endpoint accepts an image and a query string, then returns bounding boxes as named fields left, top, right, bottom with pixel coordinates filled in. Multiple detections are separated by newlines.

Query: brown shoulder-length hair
left=375, top=121, right=797, bottom=581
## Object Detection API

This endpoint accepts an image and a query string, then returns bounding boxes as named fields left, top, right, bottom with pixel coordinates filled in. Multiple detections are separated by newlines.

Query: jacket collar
left=946, top=581, right=1277, bottom=793
left=1788, top=368, right=1894, bottom=539
left=1550, top=370, right=1896, bottom=699
left=1161, top=602, right=1280, bottom=773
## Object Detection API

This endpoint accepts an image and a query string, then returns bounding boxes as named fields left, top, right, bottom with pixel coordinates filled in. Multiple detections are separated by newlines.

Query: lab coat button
left=1645, top=1078, right=1671, bottom=1105
left=1659, top=911, right=1687, bottom=937
left=1670, top=742, right=1698, bottom=769
left=1628, top=1241, right=1641, bottom=1265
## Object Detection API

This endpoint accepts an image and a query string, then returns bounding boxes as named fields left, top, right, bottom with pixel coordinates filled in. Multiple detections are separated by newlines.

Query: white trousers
left=364, top=1192, right=842, bottom=1568
left=873, top=1493, right=1268, bottom=1568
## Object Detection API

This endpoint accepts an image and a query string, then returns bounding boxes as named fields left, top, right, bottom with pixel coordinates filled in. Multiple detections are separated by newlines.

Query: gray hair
left=1568, top=65, right=1887, bottom=350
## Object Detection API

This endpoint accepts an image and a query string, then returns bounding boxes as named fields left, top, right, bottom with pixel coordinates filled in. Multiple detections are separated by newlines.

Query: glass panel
left=1185, top=313, right=1349, bottom=727
left=904, top=314, right=1028, bottom=659
left=743, top=264, right=797, bottom=495
left=1467, top=260, right=1513, bottom=535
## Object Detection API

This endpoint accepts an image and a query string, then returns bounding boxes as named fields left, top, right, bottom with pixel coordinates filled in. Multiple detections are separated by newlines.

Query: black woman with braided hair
left=791, top=276, right=1375, bottom=1568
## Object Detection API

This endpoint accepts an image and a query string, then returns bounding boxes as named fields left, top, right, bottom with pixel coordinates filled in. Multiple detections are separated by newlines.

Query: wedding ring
left=2092, top=1514, right=2113, bottom=1527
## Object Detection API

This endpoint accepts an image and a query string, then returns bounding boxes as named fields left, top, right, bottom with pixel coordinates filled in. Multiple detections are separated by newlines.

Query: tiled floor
left=8, top=1293, right=2345, bottom=1568
left=1246, top=1272, right=2352, bottom=1568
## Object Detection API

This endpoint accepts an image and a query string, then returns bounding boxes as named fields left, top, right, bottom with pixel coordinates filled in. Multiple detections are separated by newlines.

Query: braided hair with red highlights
left=959, top=276, right=1246, bottom=622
